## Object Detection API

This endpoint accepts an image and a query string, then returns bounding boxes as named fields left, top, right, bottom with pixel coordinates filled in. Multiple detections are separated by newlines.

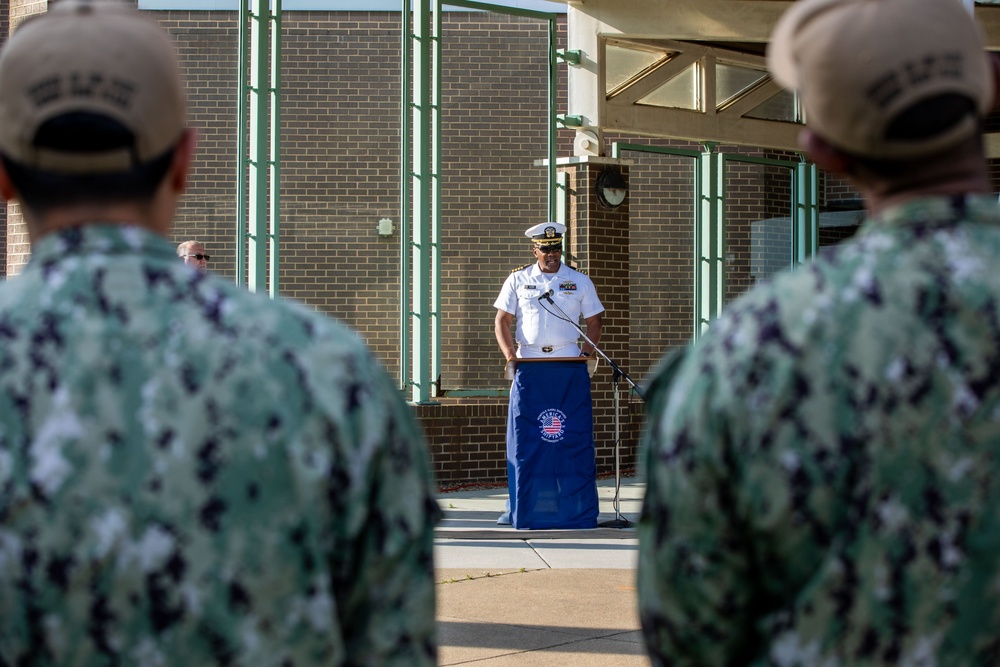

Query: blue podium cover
left=506, top=359, right=599, bottom=529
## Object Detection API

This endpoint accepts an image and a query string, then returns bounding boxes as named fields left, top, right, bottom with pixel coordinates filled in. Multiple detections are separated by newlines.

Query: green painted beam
left=411, top=0, right=434, bottom=404
left=698, top=143, right=724, bottom=338
left=238, top=0, right=281, bottom=297
left=795, top=161, right=819, bottom=264
left=400, top=0, right=412, bottom=391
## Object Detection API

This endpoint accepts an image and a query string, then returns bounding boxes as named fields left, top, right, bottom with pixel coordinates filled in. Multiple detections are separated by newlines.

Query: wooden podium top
left=508, top=357, right=586, bottom=364
left=504, top=356, right=590, bottom=380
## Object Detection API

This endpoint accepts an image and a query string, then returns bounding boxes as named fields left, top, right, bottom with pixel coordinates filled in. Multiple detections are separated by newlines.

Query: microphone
left=537, top=289, right=554, bottom=302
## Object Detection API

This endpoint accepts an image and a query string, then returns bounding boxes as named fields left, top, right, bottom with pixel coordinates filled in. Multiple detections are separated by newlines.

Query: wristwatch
left=580, top=351, right=591, bottom=357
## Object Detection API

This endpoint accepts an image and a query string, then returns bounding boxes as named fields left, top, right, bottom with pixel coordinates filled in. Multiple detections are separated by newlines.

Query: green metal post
left=431, top=0, right=442, bottom=399
left=697, top=143, right=725, bottom=338
left=611, top=143, right=702, bottom=161
left=713, top=153, right=726, bottom=320
left=702, top=152, right=810, bottom=273
left=557, top=170, right=568, bottom=264
left=411, top=0, right=433, bottom=404
left=400, top=0, right=412, bottom=391
left=268, top=0, right=281, bottom=297
left=795, top=160, right=819, bottom=264
left=547, top=18, right=558, bottom=221
left=694, top=148, right=706, bottom=338
left=615, top=143, right=809, bottom=338
left=237, top=4, right=249, bottom=286
left=248, top=0, right=270, bottom=293
left=810, top=163, right=818, bottom=258
left=556, top=171, right=568, bottom=228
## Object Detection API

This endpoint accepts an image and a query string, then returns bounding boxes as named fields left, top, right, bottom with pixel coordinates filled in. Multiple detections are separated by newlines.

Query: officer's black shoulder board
left=511, top=263, right=532, bottom=273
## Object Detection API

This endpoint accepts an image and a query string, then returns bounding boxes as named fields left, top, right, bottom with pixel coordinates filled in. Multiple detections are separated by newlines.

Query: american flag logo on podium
left=543, top=415, right=561, bottom=434
left=537, top=409, right=567, bottom=442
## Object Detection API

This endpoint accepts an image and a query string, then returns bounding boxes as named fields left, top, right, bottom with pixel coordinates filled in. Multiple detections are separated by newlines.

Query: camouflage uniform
left=638, top=195, right=1000, bottom=666
left=0, top=225, right=440, bottom=666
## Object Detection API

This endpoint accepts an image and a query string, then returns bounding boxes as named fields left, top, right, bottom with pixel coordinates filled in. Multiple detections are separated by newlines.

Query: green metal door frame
left=406, top=0, right=435, bottom=405
left=612, top=142, right=819, bottom=340
left=726, top=151, right=820, bottom=318
left=401, top=0, right=560, bottom=402
left=238, top=0, right=281, bottom=296
left=795, top=159, right=819, bottom=262
left=699, top=142, right=724, bottom=337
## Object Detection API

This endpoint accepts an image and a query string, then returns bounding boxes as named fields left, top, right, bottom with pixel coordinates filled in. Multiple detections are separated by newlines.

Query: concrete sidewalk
left=434, top=477, right=650, bottom=666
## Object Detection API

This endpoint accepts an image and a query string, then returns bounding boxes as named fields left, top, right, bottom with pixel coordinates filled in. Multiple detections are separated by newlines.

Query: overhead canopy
left=550, top=0, right=1000, bottom=156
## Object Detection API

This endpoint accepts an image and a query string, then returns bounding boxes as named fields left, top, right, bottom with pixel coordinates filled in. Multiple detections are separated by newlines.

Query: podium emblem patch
left=538, top=408, right=567, bottom=442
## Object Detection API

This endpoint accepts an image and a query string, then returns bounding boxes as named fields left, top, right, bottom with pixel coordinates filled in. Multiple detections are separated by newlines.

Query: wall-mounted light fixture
left=377, top=218, right=395, bottom=237
left=595, top=168, right=627, bottom=209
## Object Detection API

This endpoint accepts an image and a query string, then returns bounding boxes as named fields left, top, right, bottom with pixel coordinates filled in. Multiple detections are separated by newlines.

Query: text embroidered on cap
left=28, top=73, right=136, bottom=110
left=866, top=52, right=964, bottom=109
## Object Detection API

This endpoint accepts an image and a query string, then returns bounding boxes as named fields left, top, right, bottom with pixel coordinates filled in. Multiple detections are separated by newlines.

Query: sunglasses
left=185, top=254, right=210, bottom=261
left=536, top=245, right=562, bottom=254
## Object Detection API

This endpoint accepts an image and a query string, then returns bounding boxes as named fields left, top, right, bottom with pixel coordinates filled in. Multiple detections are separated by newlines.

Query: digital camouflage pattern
left=0, top=225, right=440, bottom=666
left=639, top=195, right=1000, bottom=666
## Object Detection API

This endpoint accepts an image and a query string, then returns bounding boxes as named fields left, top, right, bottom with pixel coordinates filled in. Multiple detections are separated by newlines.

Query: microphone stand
left=538, top=292, right=644, bottom=528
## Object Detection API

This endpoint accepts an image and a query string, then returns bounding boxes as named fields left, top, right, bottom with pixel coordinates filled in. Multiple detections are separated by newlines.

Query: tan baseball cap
left=767, top=0, right=993, bottom=159
left=0, top=0, right=186, bottom=174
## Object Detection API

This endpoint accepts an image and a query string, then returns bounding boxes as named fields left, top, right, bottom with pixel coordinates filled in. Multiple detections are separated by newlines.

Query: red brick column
left=559, top=159, right=639, bottom=477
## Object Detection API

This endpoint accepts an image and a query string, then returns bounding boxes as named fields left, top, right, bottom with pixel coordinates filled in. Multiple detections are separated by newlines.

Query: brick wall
left=724, top=156, right=798, bottom=302
left=438, top=12, right=565, bottom=392
left=824, top=171, right=860, bottom=204
left=8, top=0, right=40, bottom=23
left=161, top=9, right=561, bottom=392
left=609, top=140, right=810, bottom=386
left=4, top=4, right=1000, bottom=488
left=616, top=145, right=697, bottom=386
left=0, top=4, right=571, bottom=489
left=162, top=7, right=566, bottom=486
left=571, top=162, right=637, bottom=474
left=415, top=401, right=508, bottom=487
left=158, top=8, right=240, bottom=285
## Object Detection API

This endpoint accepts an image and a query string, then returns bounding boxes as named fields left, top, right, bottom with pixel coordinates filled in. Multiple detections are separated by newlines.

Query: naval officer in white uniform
left=494, top=222, right=604, bottom=361
left=493, top=222, right=605, bottom=526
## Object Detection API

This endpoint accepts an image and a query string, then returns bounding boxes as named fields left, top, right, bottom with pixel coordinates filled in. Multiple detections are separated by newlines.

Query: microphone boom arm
left=538, top=290, right=642, bottom=529
left=539, top=293, right=644, bottom=400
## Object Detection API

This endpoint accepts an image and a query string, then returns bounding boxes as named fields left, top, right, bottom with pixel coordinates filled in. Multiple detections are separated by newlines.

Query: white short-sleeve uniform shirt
left=494, top=262, right=604, bottom=358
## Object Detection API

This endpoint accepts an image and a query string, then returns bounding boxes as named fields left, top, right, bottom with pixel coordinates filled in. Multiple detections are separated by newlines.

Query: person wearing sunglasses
left=494, top=221, right=604, bottom=363
left=0, top=3, right=440, bottom=664
left=493, top=221, right=605, bottom=527
left=177, top=239, right=210, bottom=271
